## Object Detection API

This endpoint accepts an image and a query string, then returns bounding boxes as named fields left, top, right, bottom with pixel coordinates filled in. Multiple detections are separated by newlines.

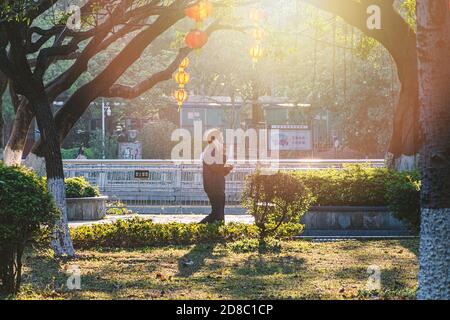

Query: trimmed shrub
left=0, top=163, right=58, bottom=295
left=246, top=165, right=421, bottom=232
left=71, top=218, right=262, bottom=248
left=293, top=165, right=396, bottom=206
left=242, top=171, right=313, bottom=240
left=65, top=177, right=100, bottom=198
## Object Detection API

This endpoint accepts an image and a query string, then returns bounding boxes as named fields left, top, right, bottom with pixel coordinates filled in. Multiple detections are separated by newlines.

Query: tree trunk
left=0, top=72, right=7, bottom=160
left=388, top=38, right=420, bottom=171
left=416, top=0, right=450, bottom=300
left=31, top=95, right=75, bottom=257
left=3, top=100, right=34, bottom=165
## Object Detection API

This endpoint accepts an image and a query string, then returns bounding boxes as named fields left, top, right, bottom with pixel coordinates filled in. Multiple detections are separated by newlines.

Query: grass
left=9, top=239, right=418, bottom=300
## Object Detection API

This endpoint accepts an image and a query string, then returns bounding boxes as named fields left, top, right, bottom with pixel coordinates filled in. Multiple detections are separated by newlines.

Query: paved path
left=69, top=214, right=255, bottom=228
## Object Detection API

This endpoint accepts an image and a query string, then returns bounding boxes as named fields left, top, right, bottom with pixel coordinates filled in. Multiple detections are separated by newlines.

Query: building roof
left=181, top=95, right=310, bottom=109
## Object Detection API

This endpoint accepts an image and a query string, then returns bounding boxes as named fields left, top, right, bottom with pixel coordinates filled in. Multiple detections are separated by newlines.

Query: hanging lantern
left=174, top=89, right=188, bottom=109
left=185, top=29, right=208, bottom=49
left=249, top=45, right=263, bottom=63
left=185, top=1, right=213, bottom=22
left=174, top=70, right=190, bottom=88
left=179, top=57, right=190, bottom=70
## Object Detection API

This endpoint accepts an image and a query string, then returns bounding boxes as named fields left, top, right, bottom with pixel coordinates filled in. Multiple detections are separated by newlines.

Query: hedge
left=69, top=165, right=421, bottom=249
left=292, top=165, right=396, bottom=206
left=70, top=218, right=302, bottom=249
left=291, top=165, right=420, bottom=230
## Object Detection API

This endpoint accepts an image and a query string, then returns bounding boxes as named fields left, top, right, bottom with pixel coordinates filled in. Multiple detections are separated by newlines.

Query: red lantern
left=185, top=30, right=208, bottom=49
left=185, top=1, right=213, bottom=22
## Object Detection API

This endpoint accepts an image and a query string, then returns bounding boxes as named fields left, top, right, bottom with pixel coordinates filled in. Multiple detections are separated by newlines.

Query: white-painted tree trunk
left=417, top=208, right=450, bottom=299
left=386, top=152, right=419, bottom=171
left=3, top=145, right=23, bottom=166
left=48, top=177, right=75, bottom=257
left=416, top=0, right=450, bottom=300
left=395, top=154, right=418, bottom=172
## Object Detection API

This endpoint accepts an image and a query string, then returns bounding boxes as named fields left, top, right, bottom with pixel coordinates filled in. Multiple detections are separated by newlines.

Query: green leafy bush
left=293, top=165, right=396, bottom=206
left=243, top=171, right=313, bottom=240
left=106, top=201, right=133, bottom=215
left=65, top=177, right=100, bottom=198
left=244, top=166, right=421, bottom=233
left=0, top=163, right=58, bottom=295
left=71, top=218, right=262, bottom=248
left=386, top=171, right=421, bottom=231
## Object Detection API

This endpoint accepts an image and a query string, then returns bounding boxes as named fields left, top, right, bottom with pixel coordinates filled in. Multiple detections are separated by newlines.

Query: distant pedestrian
left=76, top=146, right=87, bottom=160
left=201, top=129, right=233, bottom=224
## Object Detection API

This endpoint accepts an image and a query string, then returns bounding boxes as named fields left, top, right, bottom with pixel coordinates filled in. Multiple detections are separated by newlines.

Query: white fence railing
left=63, top=159, right=385, bottom=213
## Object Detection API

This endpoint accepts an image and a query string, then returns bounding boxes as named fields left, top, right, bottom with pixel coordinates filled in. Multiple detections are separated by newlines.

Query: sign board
left=269, top=129, right=312, bottom=151
left=134, top=170, right=150, bottom=179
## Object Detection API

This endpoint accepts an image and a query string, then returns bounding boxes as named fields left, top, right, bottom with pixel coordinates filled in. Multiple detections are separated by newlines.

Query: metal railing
left=63, top=159, right=385, bottom=214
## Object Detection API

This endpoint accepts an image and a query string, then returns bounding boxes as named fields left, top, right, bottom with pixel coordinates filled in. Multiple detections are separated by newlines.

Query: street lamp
left=102, top=98, right=111, bottom=159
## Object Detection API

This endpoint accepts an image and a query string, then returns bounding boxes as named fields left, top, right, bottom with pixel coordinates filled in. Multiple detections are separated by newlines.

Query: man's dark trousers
left=203, top=159, right=226, bottom=222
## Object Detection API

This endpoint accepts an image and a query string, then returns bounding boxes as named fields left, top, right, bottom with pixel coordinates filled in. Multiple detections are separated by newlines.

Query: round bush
left=243, top=171, right=313, bottom=240
left=65, top=177, right=100, bottom=198
left=0, top=162, right=58, bottom=295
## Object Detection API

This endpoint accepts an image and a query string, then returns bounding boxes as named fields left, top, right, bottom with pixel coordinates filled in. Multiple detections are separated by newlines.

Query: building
left=179, top=95, right=336, bottom=159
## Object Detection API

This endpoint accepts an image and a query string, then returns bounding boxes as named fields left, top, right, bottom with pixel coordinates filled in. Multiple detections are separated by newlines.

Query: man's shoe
left=200, top=215, right=215, bottom=224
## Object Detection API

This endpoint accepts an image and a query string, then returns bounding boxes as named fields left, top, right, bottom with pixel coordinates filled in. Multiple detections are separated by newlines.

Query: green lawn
left=13, top=240, right=418, bottom=300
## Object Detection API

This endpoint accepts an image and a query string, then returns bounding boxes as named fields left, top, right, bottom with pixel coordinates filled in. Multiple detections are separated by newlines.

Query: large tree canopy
left=302, top=0, right=419, bottom=169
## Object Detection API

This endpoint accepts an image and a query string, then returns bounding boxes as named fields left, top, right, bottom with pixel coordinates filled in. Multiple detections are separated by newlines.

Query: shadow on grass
left=3, top=249, right=68, bottom=299
left=235, top=254, right=306, bottom=276
left=399, top=239, right=419, bottom=257
left=334, top=265, right=414, bottom=291
left=176, top=243, right=219, bottom=278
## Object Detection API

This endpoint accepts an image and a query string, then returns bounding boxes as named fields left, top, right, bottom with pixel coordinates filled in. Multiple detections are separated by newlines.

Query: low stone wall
left=300, top=206, right=411, bottom=237
left=67, top=196, right=108, bottom=221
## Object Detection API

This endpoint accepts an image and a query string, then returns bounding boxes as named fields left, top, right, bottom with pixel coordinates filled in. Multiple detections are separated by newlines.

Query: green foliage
left=61, top=148, right=94, bottom=160
left=227, top=238, right=282, bottom=254
left=399, top=0, right=417, bottom=30
left=139, top=120, right=177, bottom=159
left=88, top=130, right=118, bottom=159
left=0, top=162, right=57, bottom=294
left=244, top=166, right=421, bottom=232
left=386, top=171, right=421, bottom=231
left=294, top=165, right=395, bottom=206
left=0, top=1, right=37, bottom=25
left=65, top=177, right=100, bottom=199
left=71, top=218, right=260, bottom=249
left=106, top=201, right=133, bottom=216
left=243, top=172, right=313, bottom=240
